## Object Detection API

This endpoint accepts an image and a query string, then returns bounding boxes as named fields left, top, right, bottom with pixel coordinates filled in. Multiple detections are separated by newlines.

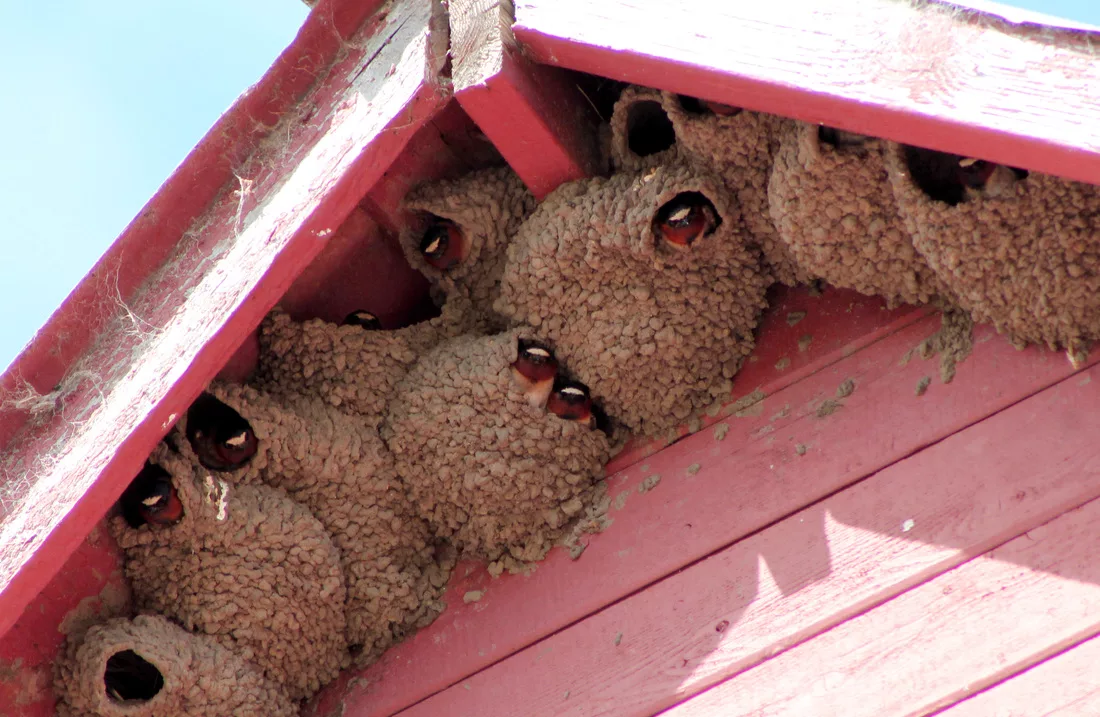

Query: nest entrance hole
left=104, top=650, right=164, bottom=704
left=904, top=145, right=1030, bottom=206
left=627, top=101, right=676, bottom=157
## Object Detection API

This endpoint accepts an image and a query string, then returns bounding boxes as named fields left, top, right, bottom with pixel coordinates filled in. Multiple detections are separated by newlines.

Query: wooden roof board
left=5, top=0, right=1100, bottom=714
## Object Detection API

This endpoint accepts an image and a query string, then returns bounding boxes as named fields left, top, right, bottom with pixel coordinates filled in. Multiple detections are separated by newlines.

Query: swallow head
left=511, top=339, right=558, bottom=408
left=120, top=464, right=184, bottom=528
left=419, top=219, right=466, bottom=271
left=546, top=379, right=595, bottom=428
left=186, top=393, right=259, bottom=472
left=343, top=310, right=382, bottom=330
left=653, top=192, right=721, bottom=249
left=701, top=100, right=742, bottom=117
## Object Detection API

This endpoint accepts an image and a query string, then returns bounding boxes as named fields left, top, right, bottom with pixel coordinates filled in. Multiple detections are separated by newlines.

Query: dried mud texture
left=110, top=446, right=348, bottom=700
left=383, top=330, right=611, bottom=571
left=54, top=615, right=296, bottom=717
left=495, top=161, right=769, bottom=436
left=254, top=296, right=478, bottom=427
left=769, top=122, right=945, bottom=307
left=398, top=167, right=538, bottom=329
left=886, top=142, right=1100, bottom=354
left=608, top=85, right=678, bottom=173
left=186, top=382, right=449, bottom=659
left=659, top=92, right=804, bottom=286
left=918, top=307, right=974, bottom=384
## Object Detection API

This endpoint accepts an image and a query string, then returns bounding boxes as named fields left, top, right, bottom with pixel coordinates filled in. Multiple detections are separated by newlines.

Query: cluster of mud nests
left=58, top=82, right=1100, bottom=715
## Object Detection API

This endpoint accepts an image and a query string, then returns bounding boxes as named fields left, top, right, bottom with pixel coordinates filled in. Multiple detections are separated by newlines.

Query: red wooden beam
left=0, top=0, right=450, bottom=641
left=0, top=0, right=387, bottom=451
left=449, top=0, right=603, bottom=199
left=512, top=0, right=1100, bottom=187
left=306, top=289, right=1095, bottom=717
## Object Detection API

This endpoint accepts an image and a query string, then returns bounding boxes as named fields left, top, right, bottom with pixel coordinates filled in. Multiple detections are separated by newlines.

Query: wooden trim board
left=0, top=0, right=450, bottom=641
left=306, top=292, right=1097, bottom=717
left=397, top=360, right=1100, bottom=716
left=513, top=0, right=1100, bottom=186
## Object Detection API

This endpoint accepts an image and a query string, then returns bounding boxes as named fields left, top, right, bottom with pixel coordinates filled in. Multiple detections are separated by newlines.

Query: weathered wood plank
left=306, top=295, right=1096, bottom=717
left=513, top=0, right=1100, bottom=186
left=399, top=363, right=1100, bottom=717
left=669, top=493, right=1100, bottom=716
left=449, top=0, right=602, bottom=198
left=940, top=634, right=1100, bottom=716
left=0, top=0, right=450, bottom=641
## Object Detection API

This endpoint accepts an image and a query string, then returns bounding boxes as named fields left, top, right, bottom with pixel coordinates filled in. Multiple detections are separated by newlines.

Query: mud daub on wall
left=769, top=121, right=946, bottom=308
left=181, top=382, right=452, bottom=661
left=383, top=330, right=610, bottom=573
left=397, top=166, right=538, bottom=330
left=54, top=614, right=296, bottom=717
left=109, top=446, right=348, bottom=701
left=885, top=142, right=1100, bottom=355
left=495, top=159, right=768, bottom=436
left=254, top=295, right=478, bottom=428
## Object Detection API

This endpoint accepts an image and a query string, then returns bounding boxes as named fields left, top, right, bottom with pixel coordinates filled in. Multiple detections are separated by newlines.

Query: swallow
left=185, top=393, right=259, bottom=471
left=511, top=339, right=558, bottom=408
left=546, top=379, right=596, bottom=428
left=653, top=192, right=720, bottom=249
left=818, top=126, right=868, bottom=147
left=419, top=219, right=466, bottom=271
left=343, top=310, right=382, bottom=330
left=701, top=100, right=742, bottom=117
left=120, top=463, right=184, bottom=528
left=956, top=157, right=1028, bottom=200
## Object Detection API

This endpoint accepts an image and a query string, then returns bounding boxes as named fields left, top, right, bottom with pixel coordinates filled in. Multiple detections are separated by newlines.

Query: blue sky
left=0, top=0, right=1098, bottom=373
left=0, top=2, right=308, bottom=372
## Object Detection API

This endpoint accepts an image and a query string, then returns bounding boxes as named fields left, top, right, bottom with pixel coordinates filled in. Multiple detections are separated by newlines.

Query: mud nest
left=397, top=167, right=538, bottom=329
left=383, top=330, right=611, bottom=572
left=494, top=159, right=768, bottom=436
left=886, top=142, right=1100, bottom=355
left=110, top=446, right=348, bottom=701
left=769, top=122, right=946, bottom=307
left=254, top=295, right=477, bottom=427
left=610, top=85, right=802, bottom=286
left=177, top=382, right=452, bottom=660
left=54, top=614, right=296, bottom=717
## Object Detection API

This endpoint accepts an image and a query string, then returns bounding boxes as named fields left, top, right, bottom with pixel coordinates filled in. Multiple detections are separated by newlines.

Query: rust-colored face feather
left=186, top=393, right=259, bottom=472
left=511, top=339, right=559, bottom=407
left=419, top=219, right=466, bottom=271
left=546, top=379, right=595, bottom=427
left=653, top=192, right=720, bottom=249
left=120, top=464, right=184, bottom=528
left=343, top=310, right=382, bottom=330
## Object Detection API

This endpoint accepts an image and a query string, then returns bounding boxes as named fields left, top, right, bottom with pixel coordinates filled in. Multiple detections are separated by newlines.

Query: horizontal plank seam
left=927, top=631, right=1100, bottom=716
left=389, top=335, right=1097, bottom=717
left=606, top=306, right=931, bottom=476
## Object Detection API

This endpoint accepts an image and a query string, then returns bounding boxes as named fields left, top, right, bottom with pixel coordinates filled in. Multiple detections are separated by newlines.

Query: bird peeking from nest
left=419, top=218, right=467, bottom=271
left=343, top=310, right=382, bottom=330
left=904, top=145, right=1028, bottom=206
left=185, top=393, right=259, bottom=471
left=120, top=464, right=184, bottom=528
left=511, top=339, right=559, bottom=408
left=653, top=191, right=721, bottom=249
left=546, top=378, right=611, bottom=434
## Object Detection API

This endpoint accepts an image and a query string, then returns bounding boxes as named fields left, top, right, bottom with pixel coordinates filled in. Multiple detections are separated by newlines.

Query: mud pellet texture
left=495, top=159, right=768, bottom=436
left=383, top=331, right=610, bottom=571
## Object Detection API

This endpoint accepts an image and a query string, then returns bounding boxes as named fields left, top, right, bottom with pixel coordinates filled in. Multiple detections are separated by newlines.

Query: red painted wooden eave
left=0, top=0, right=449, bottom=641
left=512, top=0, right=1100, bottom=187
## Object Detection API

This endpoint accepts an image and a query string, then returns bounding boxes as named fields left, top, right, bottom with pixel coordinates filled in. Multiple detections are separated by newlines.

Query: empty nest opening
left=104, top=649, right=164, bottom=704
left=627, top=100, right=677, bottom=157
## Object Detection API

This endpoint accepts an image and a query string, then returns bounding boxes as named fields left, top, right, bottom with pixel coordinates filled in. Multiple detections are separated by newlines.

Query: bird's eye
left=419, top=219, right=466, bottom=271
left=653, top=192, right=720, bottom=249
left=343, top=310, right=382, bottom=330
left=186, top=393, right=258, bottom=471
